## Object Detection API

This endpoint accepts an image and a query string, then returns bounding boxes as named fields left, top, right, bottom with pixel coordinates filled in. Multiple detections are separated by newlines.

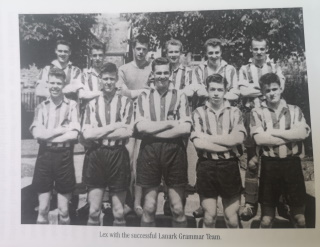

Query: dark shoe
left=101, top=202, right=112, bottom=216
left=163, top=199, right=172, bottom=216
left=193, top=206, right=204, bottom=218
left=240, top=203, right=258, bottom=221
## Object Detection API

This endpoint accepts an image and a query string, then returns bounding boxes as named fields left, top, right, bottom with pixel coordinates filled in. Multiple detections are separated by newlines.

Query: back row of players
left=31, top=35, right=310, bottom=228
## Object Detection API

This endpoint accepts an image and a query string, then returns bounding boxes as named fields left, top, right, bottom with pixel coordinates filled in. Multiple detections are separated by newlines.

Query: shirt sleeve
left=192, top=66, right=203, bottom=86
left=35, top=66, right=50, bottom=97
left=238, top=65, right=249, bottom=88
left=135, top=92, right=149, bottom=125
left=226, top=66, right=240, bottom=98
left=29, top=104, right=44, bottom=133
left=275, top=64, right=286, bottom=90
left=68, top=101, right=81, bottom=132
left=122, top=97, right=134, bottom=135
left=250, top=108, right=265, bottom=138
left=292, top=105, right=311, bottom=138
left=190, top=108, right=203, bottom=141
left=69, top=67, right=84, bottom=92
left=231, top=107, right=247, bottom=137
left=177, top=92, right=192, bottom=124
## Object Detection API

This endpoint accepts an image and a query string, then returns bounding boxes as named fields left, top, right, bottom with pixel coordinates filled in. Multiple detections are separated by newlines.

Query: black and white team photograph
left=19, top=8, right=315, bottom=229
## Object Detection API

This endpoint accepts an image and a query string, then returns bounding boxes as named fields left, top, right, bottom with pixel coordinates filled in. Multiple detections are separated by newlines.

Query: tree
left=19, top=14, right=99, bottom=69
left=122, top=8, right=305, bottom=69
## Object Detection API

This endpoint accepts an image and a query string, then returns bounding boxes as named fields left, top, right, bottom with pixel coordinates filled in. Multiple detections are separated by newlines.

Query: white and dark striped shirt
left=82, top=92, right=133, bottom=146
left=191, top=101, right=246, bottom=160
left=250, top=99, right=310, bottom=158
left=238, top=58, right=285, bottom=108
left=136, top=88, right=191, bottom=124
left=30, top=96, right=80, bottom=133
left=193, top=60, right=238, bottom=93
left=36, top=60, right=82, bottom=98
left=82, top=68, right=100, bottom=92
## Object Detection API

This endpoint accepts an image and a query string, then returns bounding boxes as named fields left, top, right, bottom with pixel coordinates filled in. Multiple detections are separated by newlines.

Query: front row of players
left=30, top=57, right=310, bottom=228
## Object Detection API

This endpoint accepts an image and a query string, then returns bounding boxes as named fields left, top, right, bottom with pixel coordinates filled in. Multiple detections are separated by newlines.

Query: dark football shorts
left=32, top=144, right=75, bottom=194
left=82, top=145, right=130, bottom=193
left=196, top=157, right=243, bottom=199
left=136, top=138, right=188, bottom=188
left=259, top=156, right=306, bottom=207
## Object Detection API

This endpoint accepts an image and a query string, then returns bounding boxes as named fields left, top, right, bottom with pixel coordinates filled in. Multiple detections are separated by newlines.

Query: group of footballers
left=29, top=33, right=310, bottom=228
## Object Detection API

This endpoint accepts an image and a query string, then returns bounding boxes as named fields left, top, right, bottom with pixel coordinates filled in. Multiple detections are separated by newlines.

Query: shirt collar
left=205, top=99, right=231, bottom=112
left=44, top=95, right=70, bottom=106
left=203, top=59, right=228, bottom=69
left=261, top=99, right=288, bottom=111
left=132, top=60, right=150, bottom=69
left=248, top=56, right=272, bottom=67
left=87, top=67, right=100, bottom=77
left=172, top=63, right=185, bottom=73
left=51, top=60, right=72, bottom=69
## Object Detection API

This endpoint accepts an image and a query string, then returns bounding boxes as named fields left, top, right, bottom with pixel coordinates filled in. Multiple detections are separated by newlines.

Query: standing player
left=30, top=68, right=80, bottom=224
left=135, top=57, right=191, bottom=227
left=35, top=40, right=83, bottom=101
left=191, top=74, right=245, bottom=228
left=81, top=63, right=133, bottom=226
left=192, top=38, right=239, bottom=106
left=250, top=73, right=310, bottom=228
left=192, top=38, right=240, bottom=218
left=117, top=35, right=153, bottom=216
left=239, top=35, right=285, bottom=221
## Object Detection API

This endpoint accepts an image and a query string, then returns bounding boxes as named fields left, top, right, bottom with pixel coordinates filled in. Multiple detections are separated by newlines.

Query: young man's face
left=55, top=44, right=71, bottom=64
left=91, top=49, right=104, bottom=69
left=250, top=40, right=268, bottom=62
left=133, top=42, right=148, bottom=62
left=101, top=72, right=118, bottom=94
left=262, top=82, right=282, bottom=105
left=206, top=45, right=222, bottom=63
left=48, top=75, right=65, bottom=98
left=153, top=64, right=171, bottom=92
left=167, top=44, right=181, bottom=65
left=207, top=81, right=226, bottom=105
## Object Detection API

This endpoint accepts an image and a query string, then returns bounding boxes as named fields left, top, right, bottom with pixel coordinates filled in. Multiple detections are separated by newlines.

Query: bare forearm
left=239, top=86, right=261, bottom=97
left=33, top=127, right=64, bottom=141
left=153, top=123, right=191, bottom=139
left=106, top=127, right=133, bottom=140
left=213, top=132, right=245, bottom=147
left=82, top=126, right=116, bottom=140
left=136, top=121, right=173, bottom=134
left=193, top=138, right=230, bottom=152
left=49, top=131, right=78, bottom=143
left=271, top=128, right=309, bottom=141
left=254, top=132, right=288, bottom=146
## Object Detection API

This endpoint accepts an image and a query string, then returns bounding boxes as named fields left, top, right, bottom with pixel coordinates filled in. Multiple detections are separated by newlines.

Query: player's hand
left=248, top=155, right=259, bottom=171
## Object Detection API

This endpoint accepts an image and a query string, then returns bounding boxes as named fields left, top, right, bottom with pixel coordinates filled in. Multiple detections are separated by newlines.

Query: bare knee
left=260, top=216, right=274, bottom=228
left=293, top=214, right=305, bottom=228
left=171, top=202, right=184, bottom=218
left=203, top=209, right=217, bottom=227
left=143, top=200, right=157, bottom=216
left=38, top=203, right=50, bottom=217
left=89, top=205, right=101, bottom=220
left=225, top=214, right=239, bottom=228
left=112, top=204, right=125, bottom=222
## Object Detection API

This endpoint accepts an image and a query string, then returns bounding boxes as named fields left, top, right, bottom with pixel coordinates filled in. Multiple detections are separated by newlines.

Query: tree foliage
left=122, top=8, right=305, bottom=68
left=19, top=14, right=99, bottom=69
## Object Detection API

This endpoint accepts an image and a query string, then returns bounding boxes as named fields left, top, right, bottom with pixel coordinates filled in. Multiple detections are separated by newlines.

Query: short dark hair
left=151, top=57, right=172, bottom=72
left=205, top=74, right=227, bottom=89
left=204, top=38, right=222, bottom=51
left=48, top=67, right=66, bottom=81
left=132, top=34, right=149, bottom=48
left=251, top=35, right=269, bottom=47
left=165, top=39, right=183, bottom=52
left=259, top=73, right=281, bottom=88
left=90, top=43, right=105, bottom=53
left=100, top=62, right=118, bottom=75
left=55, top=39, right=71, bottom=50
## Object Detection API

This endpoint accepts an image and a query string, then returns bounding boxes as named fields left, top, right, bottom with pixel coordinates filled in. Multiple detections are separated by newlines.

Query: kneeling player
left=82, top=63, right=133, bottom=226
left=191, top=74, right=246, bottom=228
left=30, top=68, right=80, bottom=224
left=250, top=73, right=310, bottom=228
